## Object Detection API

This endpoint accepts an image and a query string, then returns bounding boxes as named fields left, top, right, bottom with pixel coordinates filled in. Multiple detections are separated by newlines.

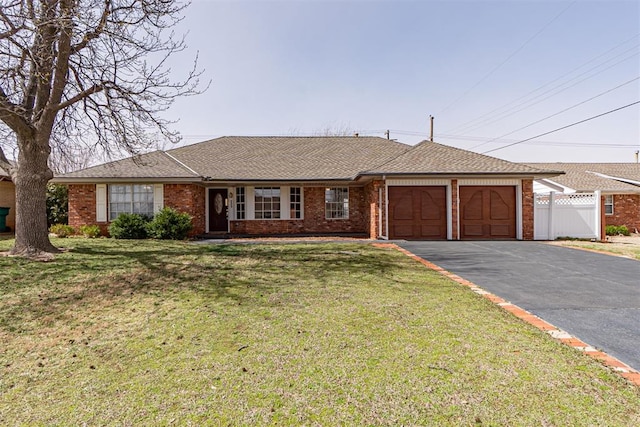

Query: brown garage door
left=389, top=186, right=447, bottom=240
left=459, top=186, right=516, bottom=239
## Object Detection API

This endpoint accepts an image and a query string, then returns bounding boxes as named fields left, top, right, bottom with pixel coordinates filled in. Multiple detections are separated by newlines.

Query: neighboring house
left=0, top=170, right=16, bottom=231
left=529, top=163, right=640, bottom=233
left=53, top=136, right=562, bottom=240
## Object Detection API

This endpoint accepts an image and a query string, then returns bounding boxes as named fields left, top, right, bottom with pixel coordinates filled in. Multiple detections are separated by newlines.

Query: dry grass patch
left=550, top=234, right=640, bottom=260
left=0, top=238, right=639, bottom=425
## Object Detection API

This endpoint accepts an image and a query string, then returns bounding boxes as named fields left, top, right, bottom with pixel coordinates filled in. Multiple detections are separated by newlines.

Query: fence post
left=548, top=191, right=555, bottom=240
left=594, top=190, right=602, bottom=241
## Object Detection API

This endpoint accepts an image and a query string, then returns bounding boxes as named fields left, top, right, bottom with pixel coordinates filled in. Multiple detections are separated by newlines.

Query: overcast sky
left=164, top=0, right=640, bottom=163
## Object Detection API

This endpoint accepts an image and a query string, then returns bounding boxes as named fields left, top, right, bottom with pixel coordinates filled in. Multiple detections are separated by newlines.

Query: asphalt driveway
left=397, top=241, right=640, bottom=372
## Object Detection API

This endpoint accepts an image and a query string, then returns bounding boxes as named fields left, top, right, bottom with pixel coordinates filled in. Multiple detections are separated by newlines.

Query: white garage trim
left=386, top=178, right=450, bottom=186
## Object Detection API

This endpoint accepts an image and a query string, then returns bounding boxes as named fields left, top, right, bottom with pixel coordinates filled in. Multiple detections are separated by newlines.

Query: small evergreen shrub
left=49, top=224, right=75, bottom=238
left=605, top=225, right=630, bottom=236
left=108, top=213, right=150, bottom=239
left=79, top=224, right=101, bottom=238
left=146, top=207, right=193, bottom=240
left=46, top=183, right=68, bottom=227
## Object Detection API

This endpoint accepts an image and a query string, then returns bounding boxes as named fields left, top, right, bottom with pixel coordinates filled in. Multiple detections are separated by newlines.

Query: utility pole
left=429, top=115, right=434, bottom=142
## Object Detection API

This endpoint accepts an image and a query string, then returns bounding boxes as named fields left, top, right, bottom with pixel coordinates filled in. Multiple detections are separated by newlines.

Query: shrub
left=605, top=225, right=630, bottom=236
left=108, top=213, right=150, bottom=239
left=146, top=207, right=193, bottom=240
left=46, top=183, right=68, bottom=227
left=49, top=224, right=75, bottom=238
left=79, top=224, right=101, bottom=238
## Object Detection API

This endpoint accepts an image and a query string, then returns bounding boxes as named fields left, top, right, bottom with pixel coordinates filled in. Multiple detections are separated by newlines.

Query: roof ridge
left=161, top=151, right=201, bottom=177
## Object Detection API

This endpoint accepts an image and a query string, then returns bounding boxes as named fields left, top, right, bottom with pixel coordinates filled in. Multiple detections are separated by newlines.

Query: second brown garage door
left=389, top=186, right=447, bottom=240
left=459, top=186, right=516, bottom=239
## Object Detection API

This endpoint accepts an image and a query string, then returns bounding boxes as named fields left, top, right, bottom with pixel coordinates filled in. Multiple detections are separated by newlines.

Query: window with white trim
left=325, top=187, right=349, bottom=219
left=109, top=184, right=154, bottom=220
left=255, top=187, right=281, bottom=219
left=605, top=194, right=614, bottom=215
left=290, top=187, right=302, bottom=219
left=236, top=187, right=246, bottom=219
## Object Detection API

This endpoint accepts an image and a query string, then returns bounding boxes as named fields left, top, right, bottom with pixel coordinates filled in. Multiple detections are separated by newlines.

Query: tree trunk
left=10, top=135, right=59, bottom=257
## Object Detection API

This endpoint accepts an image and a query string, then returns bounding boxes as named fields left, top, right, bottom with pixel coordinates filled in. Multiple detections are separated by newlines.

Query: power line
left=469, top=75, right=640, bottom=150
left=444, top=34, right=640, bottom=136
left=449, top=48, right=639, bottom=136
left=438, top=1, right=576, bottom=116
left=482, top=101, right=640, bottom=154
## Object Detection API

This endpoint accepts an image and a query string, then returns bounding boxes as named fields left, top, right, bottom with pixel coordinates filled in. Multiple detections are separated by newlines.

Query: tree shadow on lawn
left=0, top=242, right=404, bottom=334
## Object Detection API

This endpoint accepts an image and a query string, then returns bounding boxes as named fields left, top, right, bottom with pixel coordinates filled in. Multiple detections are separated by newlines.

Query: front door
left=208, top=188, right=228, bottom=232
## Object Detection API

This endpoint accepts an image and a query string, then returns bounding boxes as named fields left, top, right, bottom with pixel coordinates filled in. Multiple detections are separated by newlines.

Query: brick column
left=521, top=179, right=534, bottom=240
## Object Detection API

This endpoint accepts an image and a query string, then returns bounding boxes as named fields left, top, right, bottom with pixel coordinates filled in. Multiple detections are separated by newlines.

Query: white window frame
left=254, top=187, right=282, bottom=219
left=290, top=187, right=303, bottom=219
left=96, top=183, right=162, bottom=222
left=235, top=187, right=246, bottom=220
left=325, top=187, right=349, bottom=220
left=240, top=186, right=304, bottom=220
left=605, top=194, right=614, bottom=216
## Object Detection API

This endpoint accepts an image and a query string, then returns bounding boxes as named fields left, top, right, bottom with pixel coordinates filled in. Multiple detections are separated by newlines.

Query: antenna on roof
left=385, top=130, right=390, bottom=139
left=635, top=150, right=639, bottom=164
left=429, top=115, right=434, bottom=142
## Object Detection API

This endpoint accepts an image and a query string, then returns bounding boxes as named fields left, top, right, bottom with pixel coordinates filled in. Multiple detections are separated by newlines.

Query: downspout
left=378, top=185, right=384, bottom=239
left=384, top=176, right=389, bottom=239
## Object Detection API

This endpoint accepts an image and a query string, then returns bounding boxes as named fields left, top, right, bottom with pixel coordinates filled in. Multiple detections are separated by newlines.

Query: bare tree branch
left=0, top=0, right=208, bottom=256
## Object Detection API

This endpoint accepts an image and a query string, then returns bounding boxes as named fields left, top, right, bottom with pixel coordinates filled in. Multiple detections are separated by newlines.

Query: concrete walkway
left=396, top=241, right=640, bottom=372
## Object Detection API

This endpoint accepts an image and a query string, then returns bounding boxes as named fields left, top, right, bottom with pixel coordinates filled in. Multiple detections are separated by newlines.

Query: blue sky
left=165, top=0, right=640, bottom=162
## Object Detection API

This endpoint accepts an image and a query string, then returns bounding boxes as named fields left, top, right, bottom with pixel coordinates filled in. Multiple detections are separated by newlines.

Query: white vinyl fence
left=534, top=191, right=601, bottom=240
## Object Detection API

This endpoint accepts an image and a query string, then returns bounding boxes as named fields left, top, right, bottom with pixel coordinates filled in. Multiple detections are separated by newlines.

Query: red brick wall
left=521, top=179, right=534, bottom=240
left=68, top=183, right=206, bottom=236
left=68, top=184, right=107, bottom=234
left=364, top=180, right=383, bottom=239
left=164, top=184, right=206, bottom=235
left=230, top=186, right=367, bottom=235
left=607, top=194, right=640, bottom=233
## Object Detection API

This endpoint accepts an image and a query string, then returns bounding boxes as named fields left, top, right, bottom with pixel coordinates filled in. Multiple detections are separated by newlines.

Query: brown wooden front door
left=208, top=188, right=228, bottom=232
left=459, top=186, right=516, bottom=239
left=389, top=186, right=447, bottom=240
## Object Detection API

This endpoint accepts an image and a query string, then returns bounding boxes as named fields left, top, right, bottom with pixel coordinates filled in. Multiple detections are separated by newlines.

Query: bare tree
left=0, top=0, right=205, bottom=257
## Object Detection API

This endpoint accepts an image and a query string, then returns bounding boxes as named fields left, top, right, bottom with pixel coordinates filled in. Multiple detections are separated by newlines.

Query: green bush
left=146, top=207, right=193, bottom=240
left=79, top=224, right=101, bottom=238
left=49, top=224, right=75, bottom=238
left=46, top=183, right=68, bottom=227
left=108, top=213, right=150, bottom=239
left=605, top=225, right=630, bottom=236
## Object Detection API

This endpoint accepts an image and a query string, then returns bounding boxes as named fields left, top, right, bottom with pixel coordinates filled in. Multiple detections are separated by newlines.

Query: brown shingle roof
left=166, top=136, right=410, bottom=181
left=56, top=137, right=567, bottom=182
left=528, top=163, right=640, bottom=193
left=368, top=141, right=563, bottom=176
left=57, top=151, right=200, bottom=180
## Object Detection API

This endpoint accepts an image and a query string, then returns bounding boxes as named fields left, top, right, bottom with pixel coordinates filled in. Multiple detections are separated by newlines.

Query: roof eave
left=51, top=176, right=202, bottom=184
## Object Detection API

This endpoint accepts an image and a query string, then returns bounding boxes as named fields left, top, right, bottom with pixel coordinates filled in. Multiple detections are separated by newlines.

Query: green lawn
left=553, top=240, right=640, bottom=260
left=0, top=238, right=639, bottom=425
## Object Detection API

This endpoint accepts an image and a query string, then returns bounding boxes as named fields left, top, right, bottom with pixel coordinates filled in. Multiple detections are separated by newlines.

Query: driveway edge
left=372, top=242, right=640, bottom=387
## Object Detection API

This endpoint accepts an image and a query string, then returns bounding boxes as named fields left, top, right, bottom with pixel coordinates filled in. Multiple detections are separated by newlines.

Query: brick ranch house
left=530, top=163, right=640, bottom=234
left=54, top=136, right=562, bottom=240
